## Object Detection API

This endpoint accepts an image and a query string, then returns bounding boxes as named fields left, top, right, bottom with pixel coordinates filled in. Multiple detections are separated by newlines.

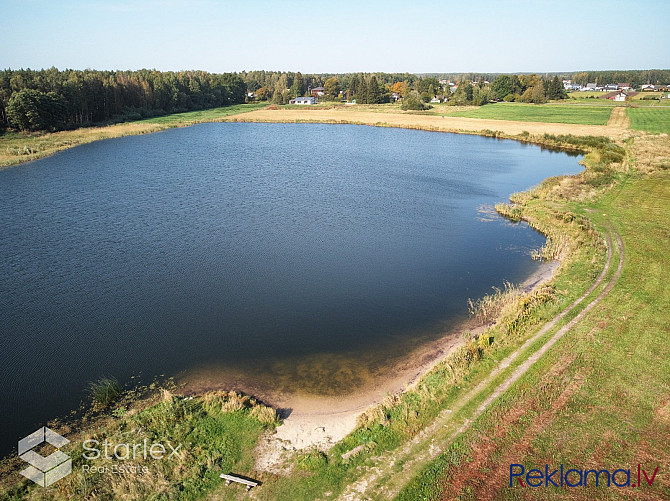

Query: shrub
left=297, top=451, right=328, bottom=471
left=88, top=376, right=122, bottom=407
left=250, top=405, right=278, bottom=424
left=401, top=91, right=428, bottom=111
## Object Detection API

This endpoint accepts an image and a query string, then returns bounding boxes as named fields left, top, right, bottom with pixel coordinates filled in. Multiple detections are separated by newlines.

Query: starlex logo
left=510, top=463, right=660, bottom=488
left=18, top=427, right=72, bottom=487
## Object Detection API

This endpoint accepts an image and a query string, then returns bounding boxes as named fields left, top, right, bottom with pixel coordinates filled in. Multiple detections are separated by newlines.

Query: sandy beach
left=178, top=258, right=560, bottom=457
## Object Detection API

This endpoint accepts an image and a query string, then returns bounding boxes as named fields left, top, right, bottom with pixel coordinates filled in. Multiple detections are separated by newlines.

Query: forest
left=0, top=68, right=246, bottom=132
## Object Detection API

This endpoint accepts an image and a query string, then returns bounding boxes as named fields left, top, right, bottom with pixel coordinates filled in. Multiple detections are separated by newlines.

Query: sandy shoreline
left=179, top=258, right=559, bottom=454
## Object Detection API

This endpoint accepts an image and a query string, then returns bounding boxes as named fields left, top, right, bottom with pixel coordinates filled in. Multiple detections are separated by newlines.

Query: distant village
left=273, top=78, right=670, bottom=105
left=561, top=80, right=670, bottom=102
left=237, top=70, right=670, bottom=108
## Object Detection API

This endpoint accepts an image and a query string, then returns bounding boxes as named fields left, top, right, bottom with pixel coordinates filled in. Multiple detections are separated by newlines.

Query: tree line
left=241, top=69, right=669, bottom=107
left=420, top=69, right=670, bottom=87
left=1, top=68, right=246, bottom=132
left=243, top=72, right=567, bottom=107
left=3, top=67, right=668, bottom=132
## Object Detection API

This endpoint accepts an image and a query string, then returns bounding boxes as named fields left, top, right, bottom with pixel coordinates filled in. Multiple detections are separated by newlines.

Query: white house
left=613, top=92, right=626, bottom=102
left=289, top=97, right=316, bottom=105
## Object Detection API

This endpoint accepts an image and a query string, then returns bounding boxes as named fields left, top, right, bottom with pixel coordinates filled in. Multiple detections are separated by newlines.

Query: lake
left=0, top=123, right=582, bottom=455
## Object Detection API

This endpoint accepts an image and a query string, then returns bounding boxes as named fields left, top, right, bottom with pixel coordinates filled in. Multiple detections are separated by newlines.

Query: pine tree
left=357, top=76, right=368, bottom=104
left=548, top=76, right=565, bottom=100
left=367, top=75, right=381, bottom=104
left=349, top=74, right=359, bottom=99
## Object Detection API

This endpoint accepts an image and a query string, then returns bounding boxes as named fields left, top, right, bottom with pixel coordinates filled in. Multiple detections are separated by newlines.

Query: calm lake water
left=0, top=123, right=582, bottom=455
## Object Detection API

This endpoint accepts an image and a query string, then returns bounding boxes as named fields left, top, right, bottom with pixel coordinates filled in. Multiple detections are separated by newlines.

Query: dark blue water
left=0, top=123, right=581, bottom=455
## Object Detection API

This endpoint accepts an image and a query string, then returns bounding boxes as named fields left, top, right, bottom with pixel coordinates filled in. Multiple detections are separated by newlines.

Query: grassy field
left=399, top=142, right=670, bottom=499
left=627, top=107, right=670, bottom=134
left=451, top=102, right=614, bottom=125
left=566, top=91, right=615, bottom=99
left=138, top=103, right=266, bottom=124
left=0, top=103, right=265, bottom=169
left=629, top=92, right=667, bottom=101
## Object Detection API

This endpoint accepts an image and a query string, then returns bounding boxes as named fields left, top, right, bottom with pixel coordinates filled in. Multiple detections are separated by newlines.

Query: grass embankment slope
left=0, top=389, right=278, bottom=500
left=0, top=103, right=265, bottom=169
left=399, top=135, right=670, bottom=500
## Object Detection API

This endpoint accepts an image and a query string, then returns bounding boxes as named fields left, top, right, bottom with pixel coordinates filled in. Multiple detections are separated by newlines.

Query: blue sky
left=2, top=0, right=669, bottom=73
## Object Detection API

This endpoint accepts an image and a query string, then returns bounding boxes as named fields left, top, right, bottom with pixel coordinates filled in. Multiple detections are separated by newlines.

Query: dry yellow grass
left=224, top=107, right=630, bottom=139
left=0, top=122, right=167, bottom=169
left=627, top=133, right=670, bottom=172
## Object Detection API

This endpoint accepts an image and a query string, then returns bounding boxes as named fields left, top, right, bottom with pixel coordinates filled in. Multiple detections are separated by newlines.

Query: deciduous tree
left=323, top=77, right=340, bottom=99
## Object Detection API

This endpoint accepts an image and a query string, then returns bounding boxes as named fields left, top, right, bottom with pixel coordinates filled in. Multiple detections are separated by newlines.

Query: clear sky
left=2, top=0, right=669, bottom=74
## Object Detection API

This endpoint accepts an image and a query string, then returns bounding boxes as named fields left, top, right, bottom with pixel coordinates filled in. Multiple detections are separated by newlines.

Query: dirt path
left=607, top=106, right=630, bottom=128
left=338, top=228, right=624, bottom=500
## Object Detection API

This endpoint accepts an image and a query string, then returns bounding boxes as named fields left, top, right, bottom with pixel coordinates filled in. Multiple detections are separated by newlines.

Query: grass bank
left=0, top=386, right=277, bottom=500
left=397, top=137, right=670, bottom=499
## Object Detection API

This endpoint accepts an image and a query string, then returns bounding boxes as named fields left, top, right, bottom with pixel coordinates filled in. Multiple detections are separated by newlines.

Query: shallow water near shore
left=0, top=123, right=581, bottom=455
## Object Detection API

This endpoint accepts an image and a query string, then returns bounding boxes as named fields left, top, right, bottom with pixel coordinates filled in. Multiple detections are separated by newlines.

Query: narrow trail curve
left=338, top=228, right=624, bottom=500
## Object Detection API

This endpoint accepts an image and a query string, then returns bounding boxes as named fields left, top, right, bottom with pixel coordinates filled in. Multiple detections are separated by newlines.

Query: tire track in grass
left=338, top=228, right=624, bottom=500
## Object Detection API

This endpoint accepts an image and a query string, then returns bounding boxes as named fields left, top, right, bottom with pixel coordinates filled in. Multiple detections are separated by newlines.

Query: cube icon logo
left=18, top=427, right=72, bottom=487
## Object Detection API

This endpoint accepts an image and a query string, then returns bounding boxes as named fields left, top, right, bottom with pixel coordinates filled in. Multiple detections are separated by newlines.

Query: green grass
left=627, top=107, right=670, bottom=134
left=398, top=164, right=670, bottom=499
left=0, top=390, right=277, bottom=500
left=451, top=102, right=613, bottom=125
left=138, top=102, right=266, bottom=124
left=629, top=92, right=666, bottom=101
left=567, top=91, right=612, bottom=99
